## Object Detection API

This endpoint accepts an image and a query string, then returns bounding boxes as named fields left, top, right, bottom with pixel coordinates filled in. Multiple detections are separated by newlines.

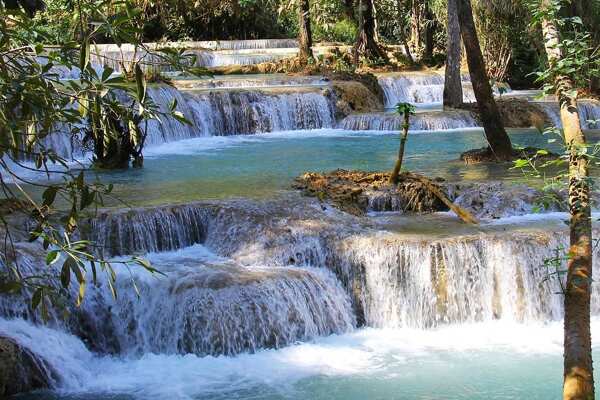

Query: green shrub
left=330, top=19, right=358, bottom=44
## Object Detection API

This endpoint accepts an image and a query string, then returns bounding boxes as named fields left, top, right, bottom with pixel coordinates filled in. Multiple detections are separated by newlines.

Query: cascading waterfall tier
left=338, top=110, right=479, bottom=131
left=141, top=85, right=336, bottom=144
left=105, top=246, right=355, bottom=356
left=38, top=84, right=336, bottom=159
left=535, top=100, right=600, bottom=130
left=80, top=197, right=600, bottom=329
left=377, top=72, right=476, bottom=108
left=2, top=196, right=598, bottom=393
left=330, top=230, right=599, bottom=328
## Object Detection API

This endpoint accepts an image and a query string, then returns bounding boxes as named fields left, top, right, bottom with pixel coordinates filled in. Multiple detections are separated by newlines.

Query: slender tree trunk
left=423, top=1, right=434, bottom=61
left=541, top=3, right=594, bottom=399
left=354, top=0, right=387, bottom=62
left=444, top=0, right=463, bottom=108
left=298, top=0, right=314, bottom=63
left=389, top=111, right=410, bottom=185
left=410, top=0, right=422, bottom=56
left=343, top=0, right=355, bottom=22
left=456, top=0, right=513, bottom=159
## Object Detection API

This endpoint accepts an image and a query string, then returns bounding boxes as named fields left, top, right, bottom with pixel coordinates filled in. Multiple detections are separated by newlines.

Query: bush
left=330, top=19, right=358, bottom=44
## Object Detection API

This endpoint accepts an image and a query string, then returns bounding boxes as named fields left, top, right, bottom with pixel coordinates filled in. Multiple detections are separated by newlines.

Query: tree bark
left=410, top=0, right=422, bottom=55
left=423, top=1, right=434, bottom=61
left=354, top=0, right=387, bottom=62
left=444, top=0, right=463, bottom=108
left=298, top=0, right=314, bottom=63
left=456, top=0, right=513, bottom=160
left=541, top=3, right=594, bottom=399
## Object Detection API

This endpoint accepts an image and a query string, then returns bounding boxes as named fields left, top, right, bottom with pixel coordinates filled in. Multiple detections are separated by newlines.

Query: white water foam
left=4, top=316, right=599, bottom=399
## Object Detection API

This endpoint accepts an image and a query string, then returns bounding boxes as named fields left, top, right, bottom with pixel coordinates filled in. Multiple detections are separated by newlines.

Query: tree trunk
left=298, top=0, right=314, bottom=63
left=423, top=1, right=434, bottom=61
left=410, top=0, right=421, bottom=55
left=456, top=0, right=512, bottom=160
left=343, top=0, right=355, bottom=22
left=444, top=0, right=463, bottom=108
left=389, top=111, right=410, bottom=185
left=354, top=0, right=387, bottom=62
left=541, top=3, right=594, bottom=399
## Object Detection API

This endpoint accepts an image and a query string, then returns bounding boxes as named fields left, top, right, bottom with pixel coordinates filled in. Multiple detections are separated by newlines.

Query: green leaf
left=80, top=39, right=90, bottom=73
left=42, top=186, right=58, bottom=207
left=0, top=281, right=22, bottom=294
left=134, top=63, right=147, bottom=103
left=60, top=261, right=71, bottom=288
left=46, top=250, right=60, bottom=265
left=513, top=159, right=529, bottom=169
left=31, top=288, right=43, bottom=310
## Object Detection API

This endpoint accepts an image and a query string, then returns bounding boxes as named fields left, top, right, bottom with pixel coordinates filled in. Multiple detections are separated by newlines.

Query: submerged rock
left=0, top=336, right=51, bottom=396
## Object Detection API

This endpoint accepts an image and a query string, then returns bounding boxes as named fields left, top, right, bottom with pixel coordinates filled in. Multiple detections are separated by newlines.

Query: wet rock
left=323, top=71, right=385, bottom=105
left=0, top=336, right=51, bottom=396
left=448, top=182, right=556, bottom=219
left=460, top=146, right=558, bottom=164
left=460, top=98, right=550, bottom=129
left=331, top=81, right=383, bottom=119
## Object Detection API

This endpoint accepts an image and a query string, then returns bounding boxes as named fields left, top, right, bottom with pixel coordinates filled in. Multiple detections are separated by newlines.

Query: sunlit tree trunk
left=298, top=0, right=314, bottom=63
left=541, top=2, right=594, bottom=399
left=457, top=0, right=512, bottom=159
left=354, top=0, right=387, bottom=62
left=389, top=110, right=410, bottom=185
left=444, top=0, right=462, bottom=108
left=410, top=0, right=422, bottom=55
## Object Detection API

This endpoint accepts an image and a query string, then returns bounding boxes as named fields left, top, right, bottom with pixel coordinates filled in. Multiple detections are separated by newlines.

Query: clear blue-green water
left=91, top=128, right=574, bottom=206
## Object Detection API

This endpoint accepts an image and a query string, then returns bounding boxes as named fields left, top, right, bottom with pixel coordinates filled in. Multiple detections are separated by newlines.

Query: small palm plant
left=389, top=102, right=416, bottom=184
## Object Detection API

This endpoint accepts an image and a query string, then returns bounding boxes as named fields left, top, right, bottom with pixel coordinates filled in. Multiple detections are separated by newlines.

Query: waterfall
left=144, top=86, right=200, bottom=145
left=104, top=246, right=355, bottom=356
left=0, top=243, right=355, bottom=358
left=31, top=84, right=336, bottom=159
left=332, top=232, right=589, bottom=328
left=87, top=40, right=300, bottom=74
left=534, top=101, right=600, bottom=130
left=175, top=75, right=329, bottom=90
left=2, top=198, right=599, bottom=397
left=339, top=110, right=479, bottom=131
left=87, top=203, right=210, bottom=257
left=184, top=89, right=335, bottom=136
left=80, top=201, right=599, bottom=330
left=127, top=86, right=335, bottom=142
left=377, top=73, right=477, bottom=108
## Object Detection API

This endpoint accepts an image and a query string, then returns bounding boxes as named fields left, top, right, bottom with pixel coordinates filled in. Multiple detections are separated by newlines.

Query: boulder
left=0, top=336, right=51, bottom=397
